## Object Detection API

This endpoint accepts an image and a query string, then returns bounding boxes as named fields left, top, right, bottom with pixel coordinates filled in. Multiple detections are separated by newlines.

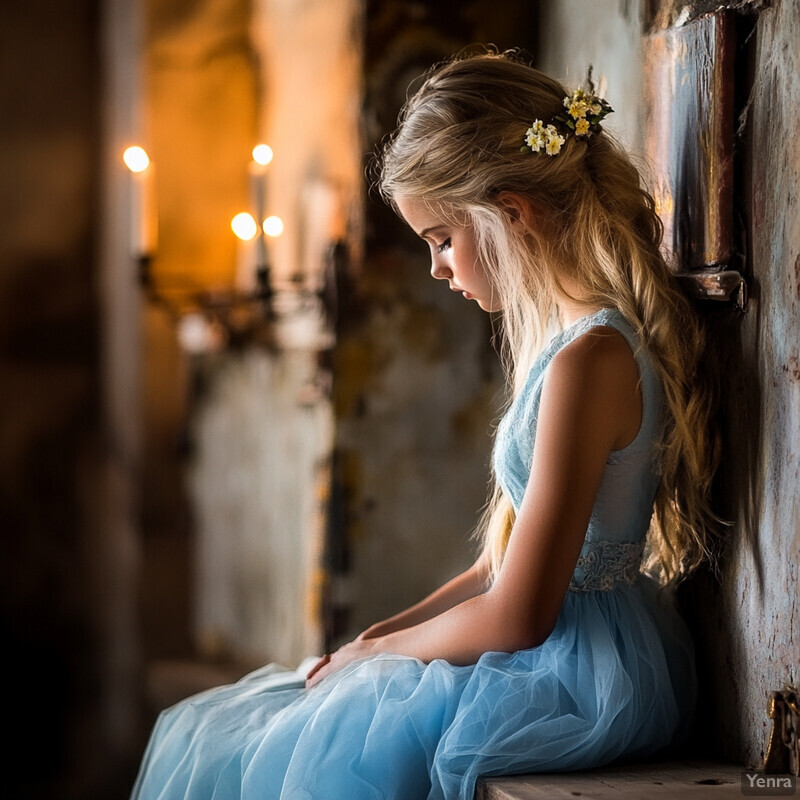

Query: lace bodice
left=492, top=308, right=665, bottom=592
left=569, top=540, right=645, bottom=591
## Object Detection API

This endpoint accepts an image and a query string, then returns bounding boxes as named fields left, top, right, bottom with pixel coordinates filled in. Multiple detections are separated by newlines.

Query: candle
left=302, top=180, right=342, bottom=286
left=123, top=145, right=157, bottom=259
left=249, top=144, right=273, bottom=270
left=262, top=215, right=284, bottom=238
left=231, top=212, right=258, bottom=291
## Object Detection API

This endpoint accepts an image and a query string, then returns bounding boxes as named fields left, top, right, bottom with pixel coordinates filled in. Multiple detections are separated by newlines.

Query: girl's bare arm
left=357, top=556, right=490, bottom=640
left=308, top=330, right=640, bottom=685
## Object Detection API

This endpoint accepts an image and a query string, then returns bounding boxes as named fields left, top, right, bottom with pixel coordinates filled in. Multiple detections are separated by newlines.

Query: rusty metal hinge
left=764, top=684, right=799, bottom=776
left=675, top=268, right=748, bottom=311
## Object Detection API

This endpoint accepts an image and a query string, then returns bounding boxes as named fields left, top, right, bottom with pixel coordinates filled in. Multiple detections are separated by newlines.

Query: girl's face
left=395, top=196, right=502, bottom=312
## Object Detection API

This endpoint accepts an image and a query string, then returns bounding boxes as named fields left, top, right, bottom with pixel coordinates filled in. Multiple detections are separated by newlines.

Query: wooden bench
left=476, top=759, right=748, bottom=798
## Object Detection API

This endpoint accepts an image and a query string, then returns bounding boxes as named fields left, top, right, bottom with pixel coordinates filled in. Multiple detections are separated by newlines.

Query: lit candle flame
left=123, top=145, right=150, bottom=173
left=262, top=215, right=284, bottom=238
left=123, top=146, right=156, bottom=257
left=252, top=144, right=273, bottom=166
left=231, top=212, right=258, bottom=241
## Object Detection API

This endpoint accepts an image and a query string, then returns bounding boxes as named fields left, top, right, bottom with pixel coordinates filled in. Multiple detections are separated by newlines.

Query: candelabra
left=124, top=143, right=336, bottom=353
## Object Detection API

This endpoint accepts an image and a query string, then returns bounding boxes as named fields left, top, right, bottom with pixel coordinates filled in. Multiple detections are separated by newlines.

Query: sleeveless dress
left=131, top=307, right=696, bottom=800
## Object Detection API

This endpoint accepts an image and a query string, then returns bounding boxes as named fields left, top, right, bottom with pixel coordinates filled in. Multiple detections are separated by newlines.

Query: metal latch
left=764, top=684, right=799, bottom=776
left=675, top=268, right=748, bottom=312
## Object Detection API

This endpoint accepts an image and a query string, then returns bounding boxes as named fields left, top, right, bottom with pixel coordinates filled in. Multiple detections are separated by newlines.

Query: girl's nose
left=430, top=257, right=450, bottom=281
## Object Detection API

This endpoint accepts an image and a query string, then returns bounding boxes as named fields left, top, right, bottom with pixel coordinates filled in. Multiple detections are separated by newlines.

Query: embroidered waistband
left=568, top=540, right=644, bottom=592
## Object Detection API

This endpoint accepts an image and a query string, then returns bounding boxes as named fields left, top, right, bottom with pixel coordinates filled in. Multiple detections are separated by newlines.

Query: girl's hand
left=304, top=653, right=331, bottom=685
left=305, top=639, right=376, bottom=689
left=356, top=624, right=382, bottom=641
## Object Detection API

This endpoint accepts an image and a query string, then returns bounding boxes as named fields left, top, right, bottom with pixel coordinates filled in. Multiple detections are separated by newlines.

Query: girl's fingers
left=306, top=659, right=332, bottom=688
left=305, top=653, right=330, bottom=682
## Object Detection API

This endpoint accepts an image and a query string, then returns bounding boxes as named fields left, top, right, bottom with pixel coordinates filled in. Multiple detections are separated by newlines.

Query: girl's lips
left=462, top=291, right=471, bottom=299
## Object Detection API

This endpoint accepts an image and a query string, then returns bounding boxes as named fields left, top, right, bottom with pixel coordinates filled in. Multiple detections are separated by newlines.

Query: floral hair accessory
left=521, top=71, right=613, bottom=157
left=523, top=120, right=566, bottom=156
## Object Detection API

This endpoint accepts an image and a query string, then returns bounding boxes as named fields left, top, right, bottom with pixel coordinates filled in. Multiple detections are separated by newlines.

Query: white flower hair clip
left=521, top=71, right=613, bottom=157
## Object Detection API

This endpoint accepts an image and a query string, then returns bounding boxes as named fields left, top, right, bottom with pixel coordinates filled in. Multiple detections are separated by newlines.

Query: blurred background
left=1, top=0, right=797, bottom=797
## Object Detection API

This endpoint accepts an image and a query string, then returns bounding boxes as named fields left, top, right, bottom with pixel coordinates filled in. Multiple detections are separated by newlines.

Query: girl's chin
left=474, top=297, right=502, bottom=312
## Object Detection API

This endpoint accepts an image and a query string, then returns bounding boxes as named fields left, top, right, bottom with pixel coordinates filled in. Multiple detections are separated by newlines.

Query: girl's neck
left=558, top=302, right=602, bottom=328
left=555, top=286, right=605, bottom=328
left=552, top=272, right=605, bottom=328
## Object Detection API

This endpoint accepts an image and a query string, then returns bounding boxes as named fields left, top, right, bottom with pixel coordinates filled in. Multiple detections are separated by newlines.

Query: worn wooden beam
left=644, top=12, right=736, bottom=272
left=476, top=759, right=749, bottom=799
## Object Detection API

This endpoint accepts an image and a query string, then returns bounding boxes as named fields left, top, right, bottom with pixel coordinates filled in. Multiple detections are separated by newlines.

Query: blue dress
left=131, top=308, right=696, bottom=800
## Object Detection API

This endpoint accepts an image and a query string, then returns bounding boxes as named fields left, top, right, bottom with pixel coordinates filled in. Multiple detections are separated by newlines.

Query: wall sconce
left=123, top=143, right=333, bottom=355
left=230, top=207, right=280, bottom=316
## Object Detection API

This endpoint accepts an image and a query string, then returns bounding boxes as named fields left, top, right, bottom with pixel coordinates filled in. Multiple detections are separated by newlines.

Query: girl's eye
left=436, top=238, right=452, bottom=253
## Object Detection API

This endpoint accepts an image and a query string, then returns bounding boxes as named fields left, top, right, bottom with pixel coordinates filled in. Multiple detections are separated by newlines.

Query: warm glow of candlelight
left=252, top=144, right=274, bottom=166
left=123, top=145, right=150, bottom=173
left=232, top=212, right=258, bottom=241
left=263, top=215, right=284, bottom=238
left=123, top=145, right=157, bottom=257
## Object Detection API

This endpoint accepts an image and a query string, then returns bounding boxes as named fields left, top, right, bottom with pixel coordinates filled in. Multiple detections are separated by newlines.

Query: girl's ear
left=495, top=191, right=542, bottom=232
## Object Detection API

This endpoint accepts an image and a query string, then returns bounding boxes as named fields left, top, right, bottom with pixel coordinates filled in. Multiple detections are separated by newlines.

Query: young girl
left=132, top=51, right=719, bottom=800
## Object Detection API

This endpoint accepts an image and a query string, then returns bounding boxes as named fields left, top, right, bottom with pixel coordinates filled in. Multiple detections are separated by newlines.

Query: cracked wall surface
left=539, top=0, right=799, bottom=767
left=700, top=0, right=800, bottom=767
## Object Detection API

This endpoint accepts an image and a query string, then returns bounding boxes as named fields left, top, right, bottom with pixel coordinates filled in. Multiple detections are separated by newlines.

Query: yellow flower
left=568, top=100, right=588, bottom=119
left=525, top=120, right=546, bottom=152
left=528, top=120, right=544, bottom=136
left=545, top=138, right=563, bottom=155
left=575, top=118, right=590, bottom=136
left=545, top=126, right=565, bottom=155
left=590, top=102, right=603, bottom=115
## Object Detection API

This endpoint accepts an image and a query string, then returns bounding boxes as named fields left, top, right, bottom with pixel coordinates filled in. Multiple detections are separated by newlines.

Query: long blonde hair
left=378, top=50, right=721, bottom=586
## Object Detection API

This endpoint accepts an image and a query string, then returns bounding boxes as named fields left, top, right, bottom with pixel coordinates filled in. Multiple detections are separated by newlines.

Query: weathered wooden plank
left=643, top=12, right=736, bottom=272
left=476, top=760, right=746, bottom=799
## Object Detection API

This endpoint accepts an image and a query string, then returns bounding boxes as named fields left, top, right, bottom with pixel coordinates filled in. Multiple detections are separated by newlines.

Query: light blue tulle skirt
left=131, top=577, right=695, bottom=800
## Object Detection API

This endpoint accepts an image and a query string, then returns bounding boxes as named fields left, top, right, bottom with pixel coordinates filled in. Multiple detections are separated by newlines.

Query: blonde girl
left=132, top=50, right=719, bottom=800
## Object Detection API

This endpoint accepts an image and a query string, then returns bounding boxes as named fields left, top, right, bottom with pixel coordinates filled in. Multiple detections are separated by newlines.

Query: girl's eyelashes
left=436, top=238, right=452, bottom=253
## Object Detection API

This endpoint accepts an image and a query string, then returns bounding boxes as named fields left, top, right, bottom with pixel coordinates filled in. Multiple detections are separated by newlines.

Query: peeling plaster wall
left=538, top=0, right=646, bottom=156
left=191, top=349, right=332, bottom=665
left=699, top=0, right=800, bottom=767
left=162, top=0, right=361, bottom=668
left=253, top=0, right=363, bottom=285
left=335, top=260, right=503, bottom=637
left=139, top=0, right=260, bottom=665
left=540, top=0, right=799, bottom=766
left=336, top=2, right=539, bottom=643
left=147, top=0, right=257, bottom=288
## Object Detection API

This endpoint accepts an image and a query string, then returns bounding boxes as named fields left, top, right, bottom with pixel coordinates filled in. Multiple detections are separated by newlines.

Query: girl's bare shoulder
left=542, top=325, right=641, bottom=449
left=549, top=325, right=637, bottom=387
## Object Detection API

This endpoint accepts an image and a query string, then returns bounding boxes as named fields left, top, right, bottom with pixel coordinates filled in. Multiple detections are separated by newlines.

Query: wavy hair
left=377, top=50, right=722, bottom=585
